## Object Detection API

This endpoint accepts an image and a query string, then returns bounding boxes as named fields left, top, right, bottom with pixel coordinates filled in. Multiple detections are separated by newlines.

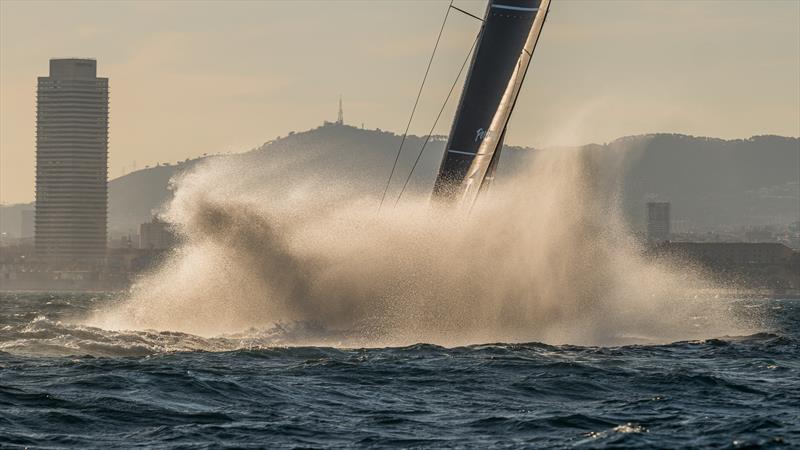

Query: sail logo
left=475, top=128, right=492, bottom=142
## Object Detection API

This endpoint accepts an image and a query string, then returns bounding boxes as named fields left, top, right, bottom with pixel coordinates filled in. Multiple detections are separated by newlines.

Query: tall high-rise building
left=646, top=201, right=671, bottom=243
left=35, top=59, right=108, bottom=261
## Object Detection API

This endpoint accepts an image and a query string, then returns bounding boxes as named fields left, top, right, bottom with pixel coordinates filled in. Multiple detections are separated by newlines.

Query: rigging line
left=377, top=0, right=454, bottom=213
left=450, top=4, right=484, bottom=22
left=393, top=27, right=482, bottom=208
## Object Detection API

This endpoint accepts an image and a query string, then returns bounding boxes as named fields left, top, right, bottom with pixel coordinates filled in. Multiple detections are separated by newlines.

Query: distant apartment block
left=139, top=218, right=176, bottom=250
left=646, top=201, right=671, bottom=243
left=35, top=59, right=109, bottom=261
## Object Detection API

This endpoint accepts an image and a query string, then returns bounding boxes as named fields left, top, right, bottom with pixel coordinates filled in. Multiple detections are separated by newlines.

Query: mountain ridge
left=1, top=124, right=797, bottom=238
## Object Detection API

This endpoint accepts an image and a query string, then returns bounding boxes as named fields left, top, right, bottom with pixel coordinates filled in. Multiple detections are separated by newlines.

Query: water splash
left=86, top=140, right=752, bottom=346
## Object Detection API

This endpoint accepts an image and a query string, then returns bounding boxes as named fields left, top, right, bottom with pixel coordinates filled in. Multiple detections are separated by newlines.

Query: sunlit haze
left=1, top=0, right=798, bottom=203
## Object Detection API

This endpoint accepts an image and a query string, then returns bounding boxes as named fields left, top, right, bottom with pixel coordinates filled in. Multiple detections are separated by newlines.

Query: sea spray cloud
left=87, top=139, right=752, bottom=346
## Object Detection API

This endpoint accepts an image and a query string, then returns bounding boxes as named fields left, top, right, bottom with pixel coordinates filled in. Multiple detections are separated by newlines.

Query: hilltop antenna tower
left=337, top=95, right=344, bottom=125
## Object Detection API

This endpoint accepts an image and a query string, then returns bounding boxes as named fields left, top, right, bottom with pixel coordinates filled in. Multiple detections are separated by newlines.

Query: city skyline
left=2, top=0, right=799, bottom=204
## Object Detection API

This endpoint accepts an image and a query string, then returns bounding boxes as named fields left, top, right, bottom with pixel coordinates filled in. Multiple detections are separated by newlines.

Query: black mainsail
left=432, top=0, right=550, bottom=207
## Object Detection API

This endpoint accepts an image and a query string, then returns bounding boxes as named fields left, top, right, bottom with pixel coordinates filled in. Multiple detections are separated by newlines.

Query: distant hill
left=1, top=124, right=797, bottom=238
left=612, top=134, right=799, bottom=229
left=107, top=159, right=205, bottom=233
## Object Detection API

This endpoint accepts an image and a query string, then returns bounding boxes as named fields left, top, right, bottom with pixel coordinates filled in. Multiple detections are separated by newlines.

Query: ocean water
left=0, top=293, right=798, bottom=448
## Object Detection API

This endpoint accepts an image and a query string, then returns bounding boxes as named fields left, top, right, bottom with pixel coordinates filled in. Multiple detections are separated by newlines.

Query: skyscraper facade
left=35, top=59, right=108, bottom=262
left=646, top=201, right=671, bottom=243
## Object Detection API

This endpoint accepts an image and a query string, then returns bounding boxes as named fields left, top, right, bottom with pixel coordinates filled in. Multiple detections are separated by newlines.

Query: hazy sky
left=1, top=0, right=798, bottom=204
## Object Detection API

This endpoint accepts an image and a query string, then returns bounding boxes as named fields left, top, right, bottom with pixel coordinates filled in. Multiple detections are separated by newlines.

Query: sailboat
left=432, top=0, right=550, bottom=207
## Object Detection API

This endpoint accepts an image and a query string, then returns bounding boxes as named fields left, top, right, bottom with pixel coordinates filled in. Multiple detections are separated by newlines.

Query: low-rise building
left=139, top=218, right=176, bottom=250
left=650, top=242, right=800, bottom=290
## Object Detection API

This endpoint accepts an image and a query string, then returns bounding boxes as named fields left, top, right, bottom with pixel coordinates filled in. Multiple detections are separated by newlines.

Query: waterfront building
left=20, top=210, right=34, bottom=240
left=650, top=242, right=800, bottom=290
left=654, top=242, right=795, bottom=266
left=35, top=59, right=109, bottom=262
left=139, top=218, right=176, bottom=250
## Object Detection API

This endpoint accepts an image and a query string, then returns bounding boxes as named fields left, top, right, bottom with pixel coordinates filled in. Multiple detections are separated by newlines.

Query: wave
left=2, top=308, right=785, bottom=359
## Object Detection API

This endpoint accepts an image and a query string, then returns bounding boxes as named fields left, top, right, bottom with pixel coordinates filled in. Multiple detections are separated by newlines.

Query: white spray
left=87, top=136, right=752, bottom=347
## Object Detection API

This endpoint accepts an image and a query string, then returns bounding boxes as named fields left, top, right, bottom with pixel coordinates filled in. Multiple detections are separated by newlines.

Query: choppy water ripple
left=0, top=293, right=798, bottom=448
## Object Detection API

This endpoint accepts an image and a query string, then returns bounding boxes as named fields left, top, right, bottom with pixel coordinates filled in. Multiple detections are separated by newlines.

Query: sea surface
left=0, top=293, right=798, bottom=448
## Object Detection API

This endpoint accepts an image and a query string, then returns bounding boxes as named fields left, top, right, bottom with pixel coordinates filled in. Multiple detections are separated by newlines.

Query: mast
left=478, top=127, right=506, bottom=196
left=431, top=0, right=550, bottom=207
